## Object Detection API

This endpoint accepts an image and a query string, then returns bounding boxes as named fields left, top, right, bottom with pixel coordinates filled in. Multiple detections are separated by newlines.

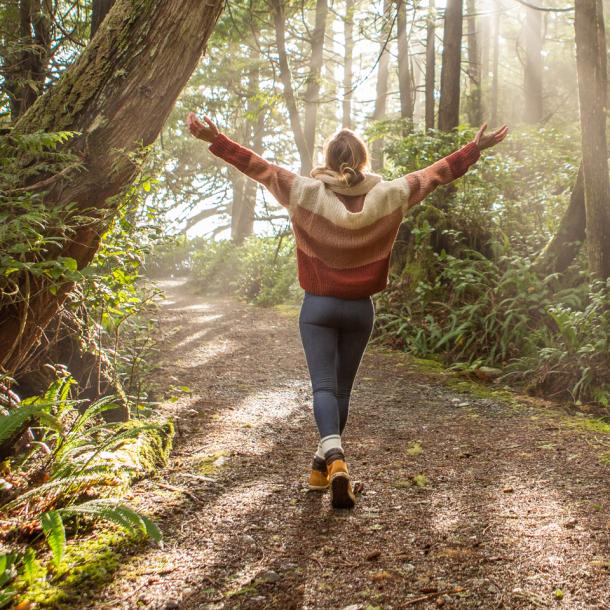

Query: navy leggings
left=298, top=291, right=375, bottom=439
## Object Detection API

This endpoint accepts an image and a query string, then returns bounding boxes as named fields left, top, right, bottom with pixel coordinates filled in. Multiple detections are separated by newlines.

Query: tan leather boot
left=307, top=456, right=329, bottom=490
left=327, top=455, right=356, bottom=509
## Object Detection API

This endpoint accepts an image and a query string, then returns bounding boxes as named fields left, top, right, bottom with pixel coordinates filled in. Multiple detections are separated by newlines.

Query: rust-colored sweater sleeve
left=208, top=133, right=296, bottom=209
left=405, top=141, right=481, bottom=209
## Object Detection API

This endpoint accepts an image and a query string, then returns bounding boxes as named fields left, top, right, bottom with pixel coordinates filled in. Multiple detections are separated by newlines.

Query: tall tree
left=371, top=0, right=392, bottom=171
left=91, top=0, right=116, bottom=38
left=490, top=0, right=500, bottom=125
left=342, top=0, right=355, bottom=129
left=271, top=0, right=325, bottom=175
left=438, top=0, right=463, bottom=131
left=575, top=0, right=610, bottom=279
left=231, top=62, right=265, bottom=244
left=466, top=0, right=483, bottom=125
left=0, top=0, right=225, bottom=375
left=1, top=0, right=51, bottom=120
left=425, top=0, right=436, bottom=130
left=523, top=1, right=544, bottom=123
left=397, top=0, right=414, bottom=129
left=303, top=0, right=328, bottom=169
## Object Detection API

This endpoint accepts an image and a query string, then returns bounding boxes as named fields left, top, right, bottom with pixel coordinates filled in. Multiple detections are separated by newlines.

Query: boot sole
left=307, top=483, right=329, bottom=491
left=330, top=472, right=355, bottom=509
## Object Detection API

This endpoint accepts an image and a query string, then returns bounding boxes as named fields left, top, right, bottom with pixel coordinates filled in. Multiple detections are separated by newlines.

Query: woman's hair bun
left=339, top=163, right=364, bottom=187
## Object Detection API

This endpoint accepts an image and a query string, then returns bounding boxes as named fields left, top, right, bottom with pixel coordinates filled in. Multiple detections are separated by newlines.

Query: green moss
left=566, top=417, right=610, bottom=435
left=405, top=441, right=423, bottom=456
left=226, top=583, right=259, bottom=598
left=195, top=450, right=229, bottom=475
left=14, top=528, right=141, bottom=608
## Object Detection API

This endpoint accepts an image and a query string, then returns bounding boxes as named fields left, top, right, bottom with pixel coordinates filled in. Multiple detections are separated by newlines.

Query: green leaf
left=41, top=511, right=66, bottom=569
left=22, top=548, right=45, bottom=586
left=0, top=404, right=50, bottom=445
left=59, top=500, right=162, bottom=545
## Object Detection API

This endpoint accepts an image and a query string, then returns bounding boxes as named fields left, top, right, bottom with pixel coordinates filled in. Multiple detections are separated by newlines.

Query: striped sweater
left=208, top=133, right=481, bottom=299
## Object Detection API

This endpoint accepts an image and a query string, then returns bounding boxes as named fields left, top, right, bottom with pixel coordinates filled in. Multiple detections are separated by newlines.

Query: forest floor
left=76, top=278, right=608, bottom=610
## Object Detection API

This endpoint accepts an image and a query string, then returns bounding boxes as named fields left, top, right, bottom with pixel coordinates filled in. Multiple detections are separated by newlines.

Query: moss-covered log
left=0, top=0, right=224, bottom=375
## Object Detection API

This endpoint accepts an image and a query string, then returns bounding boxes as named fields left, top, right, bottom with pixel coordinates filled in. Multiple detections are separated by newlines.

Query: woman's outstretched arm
left=186, top=113, right=296, bottom=209
left=405, top=123, right=508, bottom=209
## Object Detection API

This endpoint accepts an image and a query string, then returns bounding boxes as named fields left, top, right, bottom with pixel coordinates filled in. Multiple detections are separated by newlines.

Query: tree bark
left=303, top=0, right=328, bottom=171
left=490, top=0, right=500, bottom=125
left=231, top=64, right=265, bottom=244
left=575, top=0, right=610, bottom=280
left=438, top=0, right=463, bottom=131
left=397, top=0, right=414, bottom=128
left=535, top=164, right=586, bottom=276
left=425, top=0, right=436, bottom=130
left=371, top=0, right=392, bottom=171
left=1, top=0, right=52, bottom=120
left=271, top=0, right=311, bottom=175
left=0, top=0, right=225, bottom=375
left=342, top=0, right=355, bottom=129
left=466, top=0, right=483, bottom=125
left=91, top=0, right=116, bottom=38
left=523, top=1, right=544, bottom=123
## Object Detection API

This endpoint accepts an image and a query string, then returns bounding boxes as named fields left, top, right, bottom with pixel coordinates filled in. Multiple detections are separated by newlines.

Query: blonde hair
left=322, top=129, right=369, bottom=186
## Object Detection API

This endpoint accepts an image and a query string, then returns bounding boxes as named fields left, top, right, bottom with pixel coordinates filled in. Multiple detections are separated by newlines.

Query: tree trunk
left=466, top=0, right=483, bottom=125
left=371, top=0, right=392, bottom=171
left=91, top=0, right=116, bottom=38
left=271, top=0, right=311, bottom=175
left=490, top=1, right=500, bottom=125
left=575, top=0, right=610, bottom=280
left=342, top=0, right=355, bottom=129
left=397, top=0, right=414, bottom=129
left=425, top=0, right=436, bottom=130
left=535, top=164, right=586, bottom=276
left=231, top=64, right=265, bottom=245
left=438, top=0, right=463, bottom=131
left=0, top=0, right=225, bottom=375
left=2, top=0, right=52, bottom=120
left=523, top=1, right=544, bottom=123
left=303, top=0, right=327, bottom=171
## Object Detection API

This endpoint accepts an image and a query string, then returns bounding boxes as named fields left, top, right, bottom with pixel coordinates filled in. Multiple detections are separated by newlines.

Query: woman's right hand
left=474, top=122, right=509, bottom=150
left=187, top=112, right=220, bottom=143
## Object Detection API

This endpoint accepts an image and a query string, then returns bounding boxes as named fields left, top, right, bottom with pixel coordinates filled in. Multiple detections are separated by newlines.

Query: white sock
left=315, top=441, right=325, bottom=461
left=320, top=434, right=342, bottom=457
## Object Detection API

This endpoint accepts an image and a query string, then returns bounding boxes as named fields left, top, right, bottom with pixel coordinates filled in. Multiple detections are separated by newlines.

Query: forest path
left=86, top=278, right=608, bottom=610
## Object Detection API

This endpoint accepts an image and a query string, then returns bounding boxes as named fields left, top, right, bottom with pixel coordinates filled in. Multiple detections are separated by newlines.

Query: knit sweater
left=208, top=133, right=481, bottom=299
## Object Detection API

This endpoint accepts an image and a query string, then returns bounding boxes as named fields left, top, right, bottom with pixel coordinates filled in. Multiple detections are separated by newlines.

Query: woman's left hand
left=187, top=112, right=219, bottom=143
left=474, top=122, right=509, bottom=150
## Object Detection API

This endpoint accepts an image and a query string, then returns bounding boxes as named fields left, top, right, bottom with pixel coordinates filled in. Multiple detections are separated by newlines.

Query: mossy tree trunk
left=535, top=163, right=586, bottom=276
left=425, top=0, right=436, bottom=130
left=0, top=0, right=224, bottom=376
left=575, top=0, right=610, bottom=280
left=1, top=0, right=52, bottom=120
left=91, top=0, right=116, bottom=38
left=397, top=0, right=414, bottom=130
left=438, top=0, right=462, bottom=131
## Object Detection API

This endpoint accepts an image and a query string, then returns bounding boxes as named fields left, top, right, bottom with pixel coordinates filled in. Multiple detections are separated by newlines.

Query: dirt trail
left=83, top=278, right=608, bottom=610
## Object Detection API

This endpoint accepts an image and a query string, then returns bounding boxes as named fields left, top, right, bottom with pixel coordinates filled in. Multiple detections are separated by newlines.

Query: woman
left=187, top=112, right=508, bottom=509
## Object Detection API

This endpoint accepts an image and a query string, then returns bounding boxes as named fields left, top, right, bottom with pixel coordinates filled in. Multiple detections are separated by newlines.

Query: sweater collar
left=310, top=167, right=382, bottom=196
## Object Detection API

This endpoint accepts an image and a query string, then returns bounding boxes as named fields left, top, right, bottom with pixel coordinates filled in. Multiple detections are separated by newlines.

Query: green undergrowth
left=13, top=527, right=144, bottom=608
